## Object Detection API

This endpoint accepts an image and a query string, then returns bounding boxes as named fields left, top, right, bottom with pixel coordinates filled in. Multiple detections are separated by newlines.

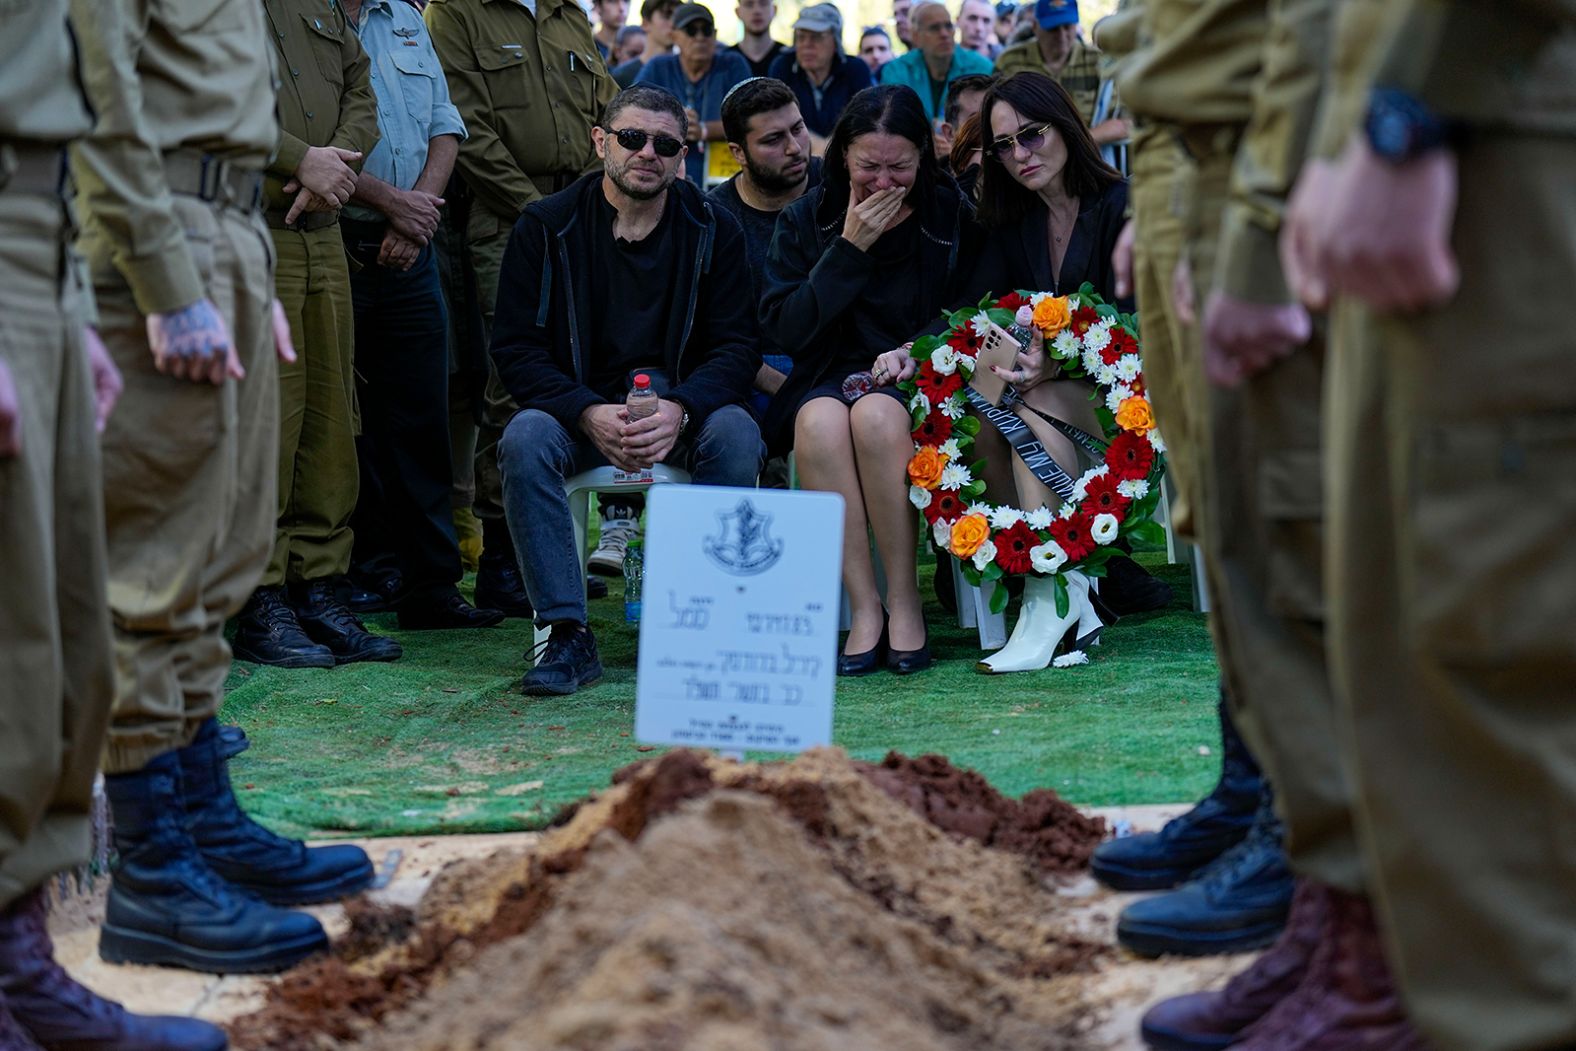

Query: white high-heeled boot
left=977, top=570, right=1093, bottom=674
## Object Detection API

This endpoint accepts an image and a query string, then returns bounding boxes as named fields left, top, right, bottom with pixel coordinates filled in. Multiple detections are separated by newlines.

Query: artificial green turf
left=222, top=556, right=1221, bottom=840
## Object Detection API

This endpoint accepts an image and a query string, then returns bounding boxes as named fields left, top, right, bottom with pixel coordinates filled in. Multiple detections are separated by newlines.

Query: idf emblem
left=703, top=499, right=784, bottom=577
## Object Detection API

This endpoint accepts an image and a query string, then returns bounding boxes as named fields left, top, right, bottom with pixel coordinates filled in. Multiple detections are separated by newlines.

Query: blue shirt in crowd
left=346, top=0, right=467, bottom=221
left=765, top=50, right=874, bottom=139
left=636, top=50, right=752, bottom=184
left=878, top=47, right=994, bottom=125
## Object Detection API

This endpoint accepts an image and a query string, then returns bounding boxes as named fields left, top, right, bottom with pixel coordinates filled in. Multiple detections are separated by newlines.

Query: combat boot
left=230, top=586, right=335, bottom=669
left=99, top=751, right=328, bottom=974
left=1140, top=880, right=1332, bottom=1050
left=179, top=720, right=373, bottom=906
left=0, top=887, right=226, bottom=1050
left=1233, top=890, right=1433, bottom=1050
left=291, top=579, right=402, bottom=664
left=1093, top=692, right=1262, bottom=890
left=1117, top=788, right=1294, bottom=957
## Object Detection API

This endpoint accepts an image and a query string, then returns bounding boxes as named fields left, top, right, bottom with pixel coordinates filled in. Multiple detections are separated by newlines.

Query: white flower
left=1082, top=345, right=1105, bottom=375
left=1091, top=512, right=1120, bottom=545
left=1117, top=479, right=1150, bottom=500
left=1096, top=364, right=1119, bottom=388
left=909, top=485, right=932, bottom=510
left=939, top=438, right=962, bottom=459
left=1148, top=429, right=1167, bottom=454
left=965, top=503, right=991, bottom=518
left=971, top=311, right=993, bottom=337
left=1030, top=540, right=1068, bottom=574
left=989, top=506, right=1024, bottom=529
left=1058, top=503, right=1077, bottom=520
left=971, top=540, right=998, bottom=572
left=1116, top=353, right=1142, bottom=382
left=939, top=395, right=966, bottom=420
left=1026, top=506, right=1054, bottom=530
left=1051, top=330, right=1080, bottom=361
left=1030, top=291, right=1053, bottom=306
left=1070, top=465, right=1109, bottom=502
left=909, top=391, right=929, bottom=413
left=1105, top=382, right=1134, bottom=414
left=1084, top=321, right=1113, bottom=353
left=1053, top=650, right=1090, bottom=668
left=939, top=464, right=971, bottom=491
left=932, top=519, right=953, bottom=552
left=930, top=344, right=959, bottom=376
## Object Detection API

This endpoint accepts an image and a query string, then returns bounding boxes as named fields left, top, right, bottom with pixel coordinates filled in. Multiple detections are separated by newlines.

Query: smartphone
left=967, top=323, right=1019, bottom=407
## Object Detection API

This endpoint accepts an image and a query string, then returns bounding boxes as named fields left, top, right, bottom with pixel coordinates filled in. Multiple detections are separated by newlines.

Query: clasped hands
left=580, top=399, right=684, bottom=472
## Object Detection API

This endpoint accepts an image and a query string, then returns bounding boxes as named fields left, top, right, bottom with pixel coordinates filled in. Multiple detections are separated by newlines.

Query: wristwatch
left=675, top=405, right=691, bottom=435
left=1365, top=87, right=1458, bottom=164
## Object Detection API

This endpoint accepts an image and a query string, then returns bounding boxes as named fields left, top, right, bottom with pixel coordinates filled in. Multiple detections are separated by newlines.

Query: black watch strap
left=1366, top=87, right=1457, bottom=164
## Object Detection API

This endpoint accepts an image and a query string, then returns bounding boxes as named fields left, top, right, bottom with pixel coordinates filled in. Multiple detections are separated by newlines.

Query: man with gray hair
left=767, top=2, right=875, bottom=143
left=879, top=0, right=994, bottom=125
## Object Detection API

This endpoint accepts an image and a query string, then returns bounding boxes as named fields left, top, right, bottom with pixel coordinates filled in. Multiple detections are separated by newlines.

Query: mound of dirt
left=229, top=748, right=1110, bottom=1051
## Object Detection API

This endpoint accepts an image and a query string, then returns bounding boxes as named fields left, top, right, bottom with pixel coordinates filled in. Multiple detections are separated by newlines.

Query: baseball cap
left=994, top=1, right=1016, bottom=16
left=793, top=2, right=842, bottom=35
left=1035, top=0, right=1078, bottom=29
left=672, top=3, right=715, bottom=30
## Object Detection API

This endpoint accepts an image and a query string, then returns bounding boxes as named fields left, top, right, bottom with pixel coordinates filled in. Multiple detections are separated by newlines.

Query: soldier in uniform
left=69, top=0, right=376, bottom=975
left=232, top=0, right=397, bottom=668
left=427, top=0, right=617, bottom=617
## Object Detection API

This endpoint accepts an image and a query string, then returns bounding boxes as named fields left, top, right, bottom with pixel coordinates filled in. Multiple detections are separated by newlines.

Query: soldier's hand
left=1202, top=292, right=1311, bottom=389
left=378, top=229, right=422, bottom=271
left=83, top=326, right=123, bottom=432
left=271, top=299, right=297, bottom=365
left=146, top=299, right=241, bottom=386
left=579, top=402, right=642, bottom=472
left=1172, top=255, right=1197, bottom=326
left=621, top=398, right=683, bottom=468
left=1112, top=217, right=1136, bottom=300
left=294, top=146, right=363, bottom=207
left=387, top=189, right=443, bottom=244
left=1281, top=157, right=1337, bottom=310
left=0, top=359, right=20, bottom=458
left=1319, top=140, right=1460, bottom=313
left=1090, top=117, right=1130, bottom=145
left=282, top=187, right=338, bottom=227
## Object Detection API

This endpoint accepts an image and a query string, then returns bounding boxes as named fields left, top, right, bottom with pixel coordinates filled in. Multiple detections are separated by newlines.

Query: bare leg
left=795, top=397, right=884, bottom=655
left=1019, top=377, right=1103, bottom=485
left=850, top=394, right=925, bottom=652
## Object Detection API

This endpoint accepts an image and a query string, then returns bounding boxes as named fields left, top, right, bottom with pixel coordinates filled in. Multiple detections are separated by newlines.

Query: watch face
left=1375, top=108, right=1412, bottom=158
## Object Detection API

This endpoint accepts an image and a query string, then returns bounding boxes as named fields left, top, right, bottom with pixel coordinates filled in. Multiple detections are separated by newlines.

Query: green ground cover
left=223, top=557, right=1220, bottom=840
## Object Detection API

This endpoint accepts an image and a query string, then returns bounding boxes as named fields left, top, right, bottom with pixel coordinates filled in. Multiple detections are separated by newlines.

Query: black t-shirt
left=839, top=212, right=924, bottom=375
left=588, top=190, right=675, bottom=400
left=729, top=39, right=789, bottom=78
left=706, top=158, right=822, bottom=301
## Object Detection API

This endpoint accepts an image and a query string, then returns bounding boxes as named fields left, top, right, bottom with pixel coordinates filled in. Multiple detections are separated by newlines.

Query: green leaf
left=1053, top=575, right=1070, bottom=618
left=1084, top=562, right=1108, bottom=579
left=1128, top=520, right=1166, bottom=548
left=989, top=582, right=1010, bottom=615
left=955, top=416, right=982, bottom=437
left=982, top=561, right=1004, bottom=581
left=963, top=481, right=988, bottom=500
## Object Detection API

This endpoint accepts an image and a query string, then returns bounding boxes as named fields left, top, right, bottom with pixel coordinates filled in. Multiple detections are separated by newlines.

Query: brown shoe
left=1233, top=889, right=1432, bottom=1050
left=1141, top=880, right=1332, bottom=1050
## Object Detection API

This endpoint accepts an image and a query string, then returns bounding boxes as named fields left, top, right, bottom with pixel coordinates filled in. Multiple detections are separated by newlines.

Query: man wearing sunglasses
left=489, top=86, right=764, bottom=697
left=636, top=3, right=753, bottom=184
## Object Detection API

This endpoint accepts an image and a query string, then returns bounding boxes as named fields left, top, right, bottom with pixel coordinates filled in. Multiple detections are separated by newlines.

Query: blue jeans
left=498, top=404, right=764, bottom=626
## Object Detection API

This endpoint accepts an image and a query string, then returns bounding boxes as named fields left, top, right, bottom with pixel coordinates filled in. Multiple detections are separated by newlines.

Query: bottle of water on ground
left=623, top=537, right=644, bottom=624
left=626, top=373, right=658, bottom=420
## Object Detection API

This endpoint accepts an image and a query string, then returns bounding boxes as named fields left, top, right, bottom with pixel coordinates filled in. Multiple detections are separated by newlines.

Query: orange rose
left=1115, top=395, right=1156, bottom=434
left=1032, top=295, right=1072, bottom=336
left=907, top=447, right=948, bottom=490
left=949, top=514, right=991, bottom=558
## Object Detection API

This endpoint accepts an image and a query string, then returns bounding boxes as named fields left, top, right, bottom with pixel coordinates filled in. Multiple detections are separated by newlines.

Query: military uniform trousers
left=265, top=220, right=358, bottom=586
left=1178, top=146, right=1362, bottom=894
left=88, top=195, right=278, bottom=773
left=1326, top=132, right=1576, bottom=1051
left=0, top=188, right=116, bottom=909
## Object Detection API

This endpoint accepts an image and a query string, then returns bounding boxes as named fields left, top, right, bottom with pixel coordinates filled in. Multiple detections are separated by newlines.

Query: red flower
left=996, top=291, right=1030, bottom=314
left=1105, top=431, right=1156, bottom=481
left=923, top=489, right=964, bottom=525
left=948, top=326, right=984, bottom=358
left=1082, top=473, right=1131, bottom=520
left=994, top=520, right=1039, bottom=574
left=914, top=409, right=954, bottom=445
left=1071, top=305, right=1100, bottom=336
left=1048, top=511, right=1096, bottom=562
left=915, top=362, right=964, bottom=404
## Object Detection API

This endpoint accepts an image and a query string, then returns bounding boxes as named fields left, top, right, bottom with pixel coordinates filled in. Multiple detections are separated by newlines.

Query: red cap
left=633, top=374, right=652, bottom=390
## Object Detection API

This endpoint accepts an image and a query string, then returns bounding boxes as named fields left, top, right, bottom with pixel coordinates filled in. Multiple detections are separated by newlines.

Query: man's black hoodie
left=490, top=173, right=761, bottom=432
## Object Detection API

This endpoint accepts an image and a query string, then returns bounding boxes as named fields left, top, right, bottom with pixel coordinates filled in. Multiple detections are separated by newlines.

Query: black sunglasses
left=680, top=20, right=716, bottom=36
left=987, top=121, right=1053, bottom=160
left=608, top=126, right=685, bottom=157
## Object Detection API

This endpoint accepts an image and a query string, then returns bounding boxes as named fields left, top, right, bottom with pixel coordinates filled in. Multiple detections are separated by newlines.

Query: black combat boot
left=291, top=578, right=402, bottom=664
left=179, top=720, right=373, bottom=907
left=230, top=586, right=335, bottom=669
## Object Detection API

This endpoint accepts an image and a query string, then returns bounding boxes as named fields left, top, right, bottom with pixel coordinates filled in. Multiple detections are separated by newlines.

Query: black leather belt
left=162, top=148, right=265, bottom=213
left=0, top=143, right=68, bottom=198
left=264, top=208, right=340, bottom=232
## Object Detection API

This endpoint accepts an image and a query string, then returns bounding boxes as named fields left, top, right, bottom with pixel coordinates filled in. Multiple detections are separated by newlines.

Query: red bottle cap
left=633, top=374, right=651, bottom=390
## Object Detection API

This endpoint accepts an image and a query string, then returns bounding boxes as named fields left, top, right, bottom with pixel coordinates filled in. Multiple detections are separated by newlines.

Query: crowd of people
left=3, top=0, right=1572, bottom=1049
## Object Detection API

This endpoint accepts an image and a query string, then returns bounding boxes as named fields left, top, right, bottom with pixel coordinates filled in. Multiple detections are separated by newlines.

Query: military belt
left=263, top=208, right=340, bottom=232
left=162, top=148, right=265, bottom=213
left=0, top=143, right=68, bottom=198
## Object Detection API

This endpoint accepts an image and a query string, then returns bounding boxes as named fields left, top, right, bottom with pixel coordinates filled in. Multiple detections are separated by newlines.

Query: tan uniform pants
left=464, top=204, right=517, bottom=526
left=265, top=222, right=357, bottom=585
left=1327, top=133, right=1576, bottom=1051
left=89, top=198, right=277, bottom=773
left=0, top=191, right=115, bottom=908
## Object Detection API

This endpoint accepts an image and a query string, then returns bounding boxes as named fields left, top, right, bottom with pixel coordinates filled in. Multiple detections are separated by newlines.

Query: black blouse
left=965, top=179, right=1132, bottom=309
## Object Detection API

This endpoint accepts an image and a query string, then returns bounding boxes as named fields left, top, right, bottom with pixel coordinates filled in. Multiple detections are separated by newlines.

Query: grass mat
left=223, top=557, right=1220, bottom=840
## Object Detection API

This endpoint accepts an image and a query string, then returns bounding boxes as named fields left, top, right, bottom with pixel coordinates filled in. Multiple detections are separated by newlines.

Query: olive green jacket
left=1, top=0, right=92, bottom=144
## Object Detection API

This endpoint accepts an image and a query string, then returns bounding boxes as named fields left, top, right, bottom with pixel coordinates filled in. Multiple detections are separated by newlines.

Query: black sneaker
left=474, top=552, right=534, bottom=619
left=291, top=579, right=403, bottom=664
left=231, top=586, right=336, bottom=669
left=1100, top=554, right=1175, bottom=616
left=522, top=625, right=603, bottom=696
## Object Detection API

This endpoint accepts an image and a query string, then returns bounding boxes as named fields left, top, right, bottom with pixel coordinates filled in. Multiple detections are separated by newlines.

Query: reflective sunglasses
left=608, top=127, right=685, bottom=157
left=680, top=21, right=716, bottom=36
left=987, top=121, right=1053, bottom=160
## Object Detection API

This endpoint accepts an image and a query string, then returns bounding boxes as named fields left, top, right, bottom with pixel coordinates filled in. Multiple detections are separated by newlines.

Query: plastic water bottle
left=1007, top=304, right=1037, bottom=351
left=623, top=537, right=644, bottom=624
left=626, top=373, right=659, bottom=420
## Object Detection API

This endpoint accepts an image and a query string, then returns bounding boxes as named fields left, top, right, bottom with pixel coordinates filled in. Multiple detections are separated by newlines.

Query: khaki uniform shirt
left=263, top=0, right=381, bottom=210
left=995, top=35, right=1103, bottom=127
left=425, top=0, right=616, bottom=220
left=67, top=0, right=280, bottom=313
left=1, top=0, right=93, bottom=145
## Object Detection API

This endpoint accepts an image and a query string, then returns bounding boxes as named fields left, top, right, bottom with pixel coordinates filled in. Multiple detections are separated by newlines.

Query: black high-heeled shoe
left=838, top=618, right=889, bottom=677
left=886, top=625, right=932, bottom=675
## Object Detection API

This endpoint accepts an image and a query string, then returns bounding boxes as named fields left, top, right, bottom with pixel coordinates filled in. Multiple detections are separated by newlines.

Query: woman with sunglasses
left=761, top=85, right=982, bottom=676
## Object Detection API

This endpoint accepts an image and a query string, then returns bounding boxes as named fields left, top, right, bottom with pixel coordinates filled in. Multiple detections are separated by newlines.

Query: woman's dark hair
left=949, top=111, right=984, bottom=179
left=975, top=71, right=1121, bottom=228
left=818, top=84, right=940, bottom=223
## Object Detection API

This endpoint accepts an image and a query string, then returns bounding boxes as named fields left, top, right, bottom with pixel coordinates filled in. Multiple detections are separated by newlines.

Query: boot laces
left=1197, top=804, right=1282, bottom=895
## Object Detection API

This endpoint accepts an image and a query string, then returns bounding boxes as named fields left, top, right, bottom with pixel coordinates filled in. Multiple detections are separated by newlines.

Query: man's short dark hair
left=602, top=85, right=689, bottom=140
left=944, top=73, right=994, bottom=127
left=640, top=0, right=680, bottom=21
left=721, top=78, right=798, bottom=145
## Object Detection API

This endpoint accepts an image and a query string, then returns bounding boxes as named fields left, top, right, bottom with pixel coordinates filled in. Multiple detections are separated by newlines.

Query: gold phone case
left=967, top=324, right=1019, bottom=407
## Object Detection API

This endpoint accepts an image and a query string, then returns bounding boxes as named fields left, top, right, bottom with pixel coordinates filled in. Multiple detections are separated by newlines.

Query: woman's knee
left=849, top=393, right=913, bottom=446
left=793, top=398, right=853, bottom=460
